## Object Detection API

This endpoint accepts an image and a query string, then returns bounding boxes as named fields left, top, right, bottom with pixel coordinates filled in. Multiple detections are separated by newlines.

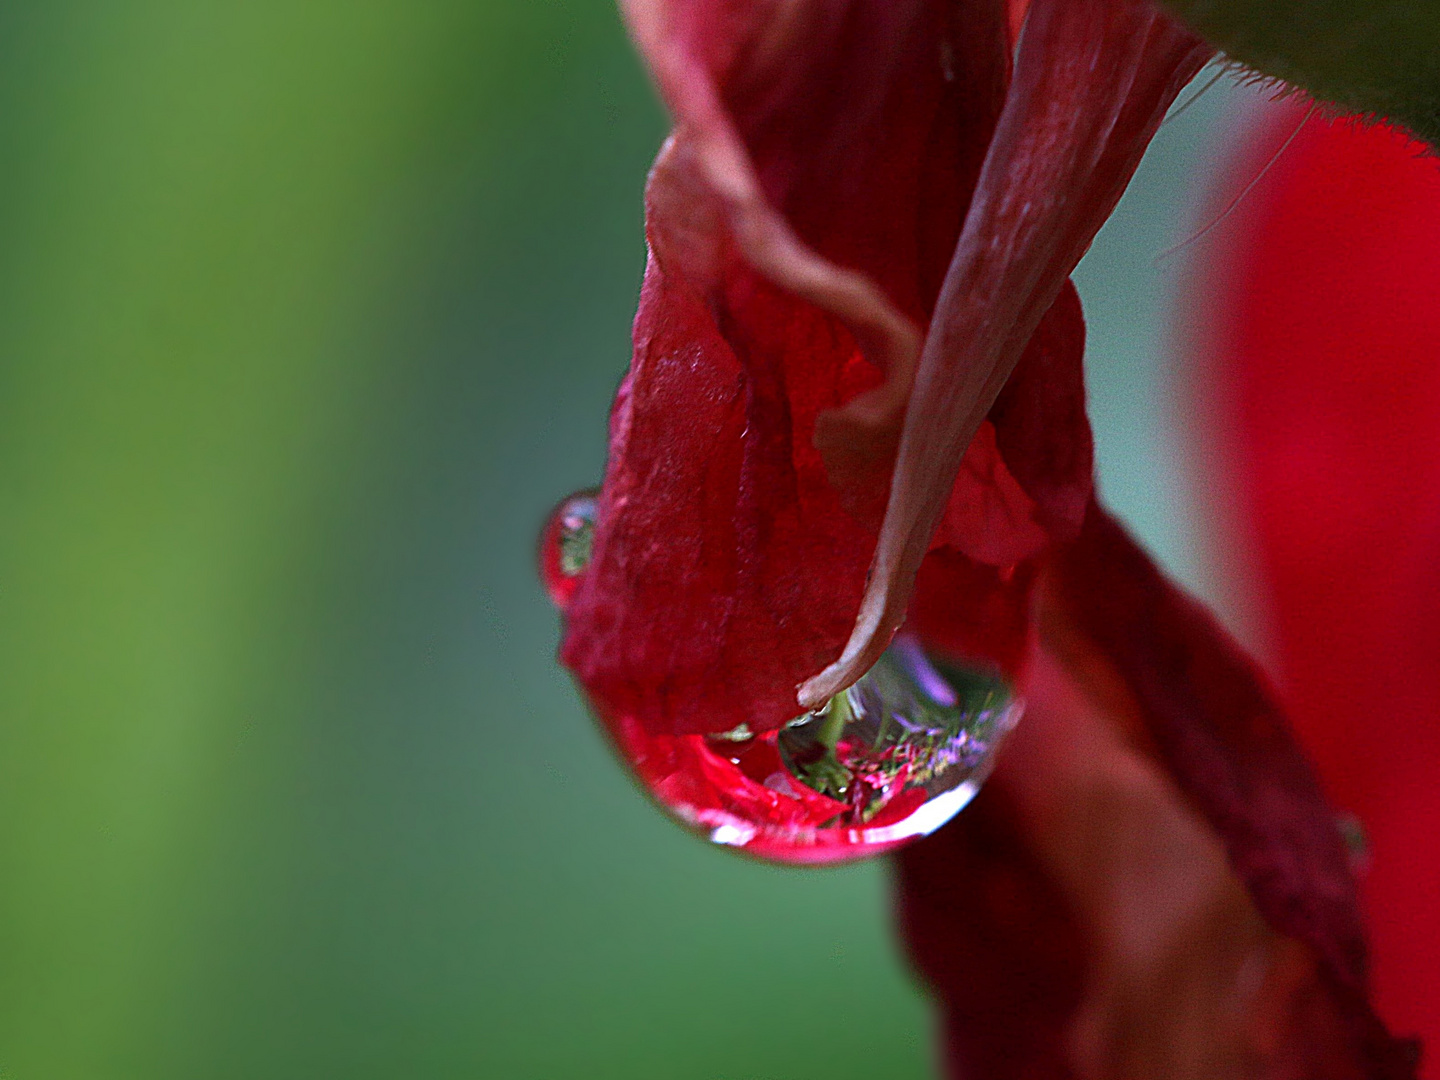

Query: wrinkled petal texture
left=564, top=0, right=1088, bottom=736
left=1194, top=104, right=1440, bottom=1071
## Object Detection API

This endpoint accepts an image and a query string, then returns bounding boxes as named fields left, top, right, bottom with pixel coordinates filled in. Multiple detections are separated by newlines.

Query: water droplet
left=1336, top=811, right=1370, bottom=873
left=539, top=490, right=598, bottom=609
left=596, top=635, right=1021, bottom=865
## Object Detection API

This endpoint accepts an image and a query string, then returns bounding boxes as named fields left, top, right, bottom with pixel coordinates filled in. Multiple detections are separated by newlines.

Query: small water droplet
left=594, top=635, right=1021, bottom=865
left=1336, top=811, right=1370, bottom=873
left=538, top=489, right=598, bottom=609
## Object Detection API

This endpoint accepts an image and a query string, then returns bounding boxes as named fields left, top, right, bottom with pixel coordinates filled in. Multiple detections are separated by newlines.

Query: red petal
left=564, top=1, right=1010, bottom=736
left=800, top=0, right=1211, bottom=709
left=1050, top=505, right=1419, bottom=1079
left=933, top=420, right=1050, bottom=566
left=1192, top=105, right=1440, bottom=1071
left=908, top=550, right=1035, bottom=677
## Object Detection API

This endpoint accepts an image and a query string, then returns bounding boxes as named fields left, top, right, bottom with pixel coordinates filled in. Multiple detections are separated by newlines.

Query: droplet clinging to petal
left=538, top=490, right=598, bottom=610
left=540, top=483, right=1026, bottom=863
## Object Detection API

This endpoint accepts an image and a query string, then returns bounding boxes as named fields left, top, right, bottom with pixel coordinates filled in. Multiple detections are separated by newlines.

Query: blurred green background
left=0, top=5, right=1259, bottom=1078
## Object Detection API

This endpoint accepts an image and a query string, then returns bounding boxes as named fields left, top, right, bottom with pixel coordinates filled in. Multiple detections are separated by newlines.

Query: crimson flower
left=1190, top=103, right=1440, bottom=1074
left=540, top=0, right=1418, bottom=1074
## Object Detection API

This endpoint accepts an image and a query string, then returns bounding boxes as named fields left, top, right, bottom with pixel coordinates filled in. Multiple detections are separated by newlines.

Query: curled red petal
left=564, top=0, right=1009, bottom=736
left=1049, top=504, right=1419, bottom=1079
left=799, top=0, right=1212, bottom=709
left=926, top=277, right=1092, bottom=566
left=625, top=0, right=1009, bottom=375
left=836, top=276, right=1089, bottom=566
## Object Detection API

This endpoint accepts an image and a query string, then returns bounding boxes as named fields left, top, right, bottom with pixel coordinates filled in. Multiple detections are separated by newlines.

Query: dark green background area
left=0, top=5, right=1254, bottom=1078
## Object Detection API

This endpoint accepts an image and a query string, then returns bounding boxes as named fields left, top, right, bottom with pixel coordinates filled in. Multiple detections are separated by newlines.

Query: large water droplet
left=539, top=488, right=1018, bottom=863
left=599, top=636, right=1021, bottom=865
left=538, top=490, right=598, bottom=608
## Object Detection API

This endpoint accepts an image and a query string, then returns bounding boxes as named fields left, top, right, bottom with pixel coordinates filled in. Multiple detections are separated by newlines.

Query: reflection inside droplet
left=538, top=490, right=598, bottom=608
left=599, top=637, right=1021, bottom=865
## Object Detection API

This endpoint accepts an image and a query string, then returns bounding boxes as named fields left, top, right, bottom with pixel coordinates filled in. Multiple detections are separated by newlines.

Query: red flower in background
left=1191, top=103, right=1440, bottom=1073
left=540, top=0, right=1422, bottom=1074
